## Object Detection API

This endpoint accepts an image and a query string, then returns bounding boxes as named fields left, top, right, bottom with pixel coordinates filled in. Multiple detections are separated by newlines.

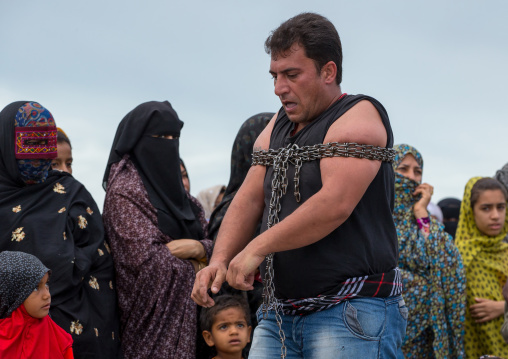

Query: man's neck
left=290, top=91, right=345, bottom=135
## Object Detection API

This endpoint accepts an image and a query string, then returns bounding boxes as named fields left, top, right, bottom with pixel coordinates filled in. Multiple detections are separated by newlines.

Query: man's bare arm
left=191, top=113, right=277, bottom=307
left=210, top=165, right=266, bottom=265
left=226, top=100, right=388, bottom=289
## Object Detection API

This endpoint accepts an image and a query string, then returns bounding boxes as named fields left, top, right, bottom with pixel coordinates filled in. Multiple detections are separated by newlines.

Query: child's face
left=203, top=307, right=252, bottom=357
left=23, top=272, right=51, bottom=318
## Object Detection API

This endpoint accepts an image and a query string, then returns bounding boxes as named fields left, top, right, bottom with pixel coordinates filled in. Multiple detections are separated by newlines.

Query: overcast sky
left=1, top=1, right=507, bottom=209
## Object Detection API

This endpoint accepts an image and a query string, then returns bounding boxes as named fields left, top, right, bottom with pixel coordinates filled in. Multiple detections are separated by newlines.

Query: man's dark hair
left=470, top=177, right=508, bottom=208
left=265, top=12, right=343, bottom=85
left=200, top=294, right=250, bottom=332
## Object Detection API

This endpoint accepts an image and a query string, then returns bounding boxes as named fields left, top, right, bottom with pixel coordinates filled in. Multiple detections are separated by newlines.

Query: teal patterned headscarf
left=392, top=144, right=466, bottom=358
left=393, top=144, right=423, bottom=225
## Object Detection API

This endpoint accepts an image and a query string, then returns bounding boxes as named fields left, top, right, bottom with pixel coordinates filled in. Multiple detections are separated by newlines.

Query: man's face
left=269, top=44, right=329, bottom=126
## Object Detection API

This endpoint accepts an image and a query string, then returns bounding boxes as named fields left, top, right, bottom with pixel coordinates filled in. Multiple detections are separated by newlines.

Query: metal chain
left=262, top=144, right=290, bottom=358
left=253, top=142, right=397, bottom=167
left=254, top=142, right=395, bottom=359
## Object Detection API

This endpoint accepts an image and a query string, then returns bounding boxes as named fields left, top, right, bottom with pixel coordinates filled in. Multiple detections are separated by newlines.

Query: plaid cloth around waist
left=269, top=267, right=403, bottom=316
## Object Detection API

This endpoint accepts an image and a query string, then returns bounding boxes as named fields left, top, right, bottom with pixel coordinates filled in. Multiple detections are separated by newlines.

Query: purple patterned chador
left=103, top=157, right=213, bottom=359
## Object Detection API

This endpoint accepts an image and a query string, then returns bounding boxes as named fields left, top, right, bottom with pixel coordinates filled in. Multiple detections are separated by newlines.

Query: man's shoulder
left=338, top=94, right=385, bottom=115
left=325, top=95, right=388, bottom=147
left=253, top=112, right=278, bottom=151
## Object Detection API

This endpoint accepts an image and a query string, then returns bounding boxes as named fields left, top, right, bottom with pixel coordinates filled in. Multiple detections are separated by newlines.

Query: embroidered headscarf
left=392, top=144, right=466, bottom=359
left=0, top=102, right=57, bottom=186
left=208, top=112, right=273, bottom=240
left=15, top=102, right=57, bottom=184
left=0, top=251, right=50, bottom=319
left=455, top=177, right=508, bottom=358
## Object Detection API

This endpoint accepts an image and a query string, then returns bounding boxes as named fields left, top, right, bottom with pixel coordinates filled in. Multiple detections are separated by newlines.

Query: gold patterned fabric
left=456, top=177, right=508, bottom=358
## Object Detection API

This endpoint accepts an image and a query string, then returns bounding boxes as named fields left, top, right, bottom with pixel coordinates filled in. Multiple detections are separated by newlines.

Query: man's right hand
left=191, top=261, right=227, bottom=307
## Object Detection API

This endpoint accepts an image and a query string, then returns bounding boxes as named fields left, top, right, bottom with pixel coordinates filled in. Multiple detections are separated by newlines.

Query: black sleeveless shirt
left=260, top=94, right=398, bottom=300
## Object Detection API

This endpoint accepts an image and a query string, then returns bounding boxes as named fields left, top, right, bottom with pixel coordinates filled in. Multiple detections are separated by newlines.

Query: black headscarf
left=208, top=112, right=273, bottom=240
left=438, top=197, right=461, bottom=239
left=0, top=101, right=32, bottom=186
left=0, top=251, right=49, bottom=319
left=103, top=101, right=203, bottom=240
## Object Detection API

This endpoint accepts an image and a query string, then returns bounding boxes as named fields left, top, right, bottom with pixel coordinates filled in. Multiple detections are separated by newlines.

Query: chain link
left=255, top=142, right=395, bottom=359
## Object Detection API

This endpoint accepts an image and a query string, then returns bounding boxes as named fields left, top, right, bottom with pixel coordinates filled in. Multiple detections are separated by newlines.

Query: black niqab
left=438, top=197, right=461, bottom=239
left=103, top=101, right=203, bottom=239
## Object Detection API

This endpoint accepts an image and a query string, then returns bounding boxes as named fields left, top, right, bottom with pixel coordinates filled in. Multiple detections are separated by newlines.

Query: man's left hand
left=226, top=245, right=265, bottom=291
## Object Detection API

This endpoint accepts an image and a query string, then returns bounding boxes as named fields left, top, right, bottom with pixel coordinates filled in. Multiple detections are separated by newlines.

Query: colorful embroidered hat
left=14, top=102, right=57, bottom=160
left=13, top=102, right=57, bottom=184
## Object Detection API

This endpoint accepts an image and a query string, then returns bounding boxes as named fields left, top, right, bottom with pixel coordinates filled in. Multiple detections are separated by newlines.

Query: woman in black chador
left=0, top=101, right=121, bottom=359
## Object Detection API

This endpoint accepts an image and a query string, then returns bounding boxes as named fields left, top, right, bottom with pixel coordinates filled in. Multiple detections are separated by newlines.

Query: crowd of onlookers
left=2, top=100, right=508, bottom=359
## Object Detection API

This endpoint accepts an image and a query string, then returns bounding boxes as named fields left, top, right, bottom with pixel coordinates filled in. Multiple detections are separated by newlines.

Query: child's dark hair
left=57, top=128, right=72, bottom=149
left=471, top=177, right=508, bottom=208
left=200, top=294, right=250, bottom=332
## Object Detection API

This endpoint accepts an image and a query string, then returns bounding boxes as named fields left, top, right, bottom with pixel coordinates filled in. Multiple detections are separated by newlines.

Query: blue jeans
left=249, top=296, right=408, bottom=359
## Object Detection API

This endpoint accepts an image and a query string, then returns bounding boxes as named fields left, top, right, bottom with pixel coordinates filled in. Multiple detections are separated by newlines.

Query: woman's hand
left=166, top=239, right=205, bottom=260
left=413, top=183, right=433, bottom=219
left=189, top=259, right=200, bottom=273
left=470, top=298, right=505, bottom=323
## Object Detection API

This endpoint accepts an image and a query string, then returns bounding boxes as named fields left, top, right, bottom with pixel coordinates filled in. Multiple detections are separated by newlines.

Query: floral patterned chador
left=392, top=144, right=466, bottom=358
left=102, top=101, right=213, bottom=359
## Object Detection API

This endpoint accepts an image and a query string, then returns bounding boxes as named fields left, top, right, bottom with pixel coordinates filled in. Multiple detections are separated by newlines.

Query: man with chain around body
left=192, top=12, right=407, bottom=358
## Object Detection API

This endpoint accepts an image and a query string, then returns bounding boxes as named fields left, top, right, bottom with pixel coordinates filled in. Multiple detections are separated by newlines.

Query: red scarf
left=0, top=305, right=73, bottom=359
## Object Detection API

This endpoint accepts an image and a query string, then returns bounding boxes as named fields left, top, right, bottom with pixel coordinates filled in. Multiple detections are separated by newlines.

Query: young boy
left=201, top=294, right=252, bottom=359
left=0, top=251, right=73, bottom=358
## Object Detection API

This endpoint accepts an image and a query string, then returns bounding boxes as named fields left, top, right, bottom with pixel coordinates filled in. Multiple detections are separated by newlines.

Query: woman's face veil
left=0, top=101, right=57, bottom=186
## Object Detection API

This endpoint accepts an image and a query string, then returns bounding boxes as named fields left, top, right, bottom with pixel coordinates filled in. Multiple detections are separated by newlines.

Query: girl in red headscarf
left=0, top=251, right=73, bottom=359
